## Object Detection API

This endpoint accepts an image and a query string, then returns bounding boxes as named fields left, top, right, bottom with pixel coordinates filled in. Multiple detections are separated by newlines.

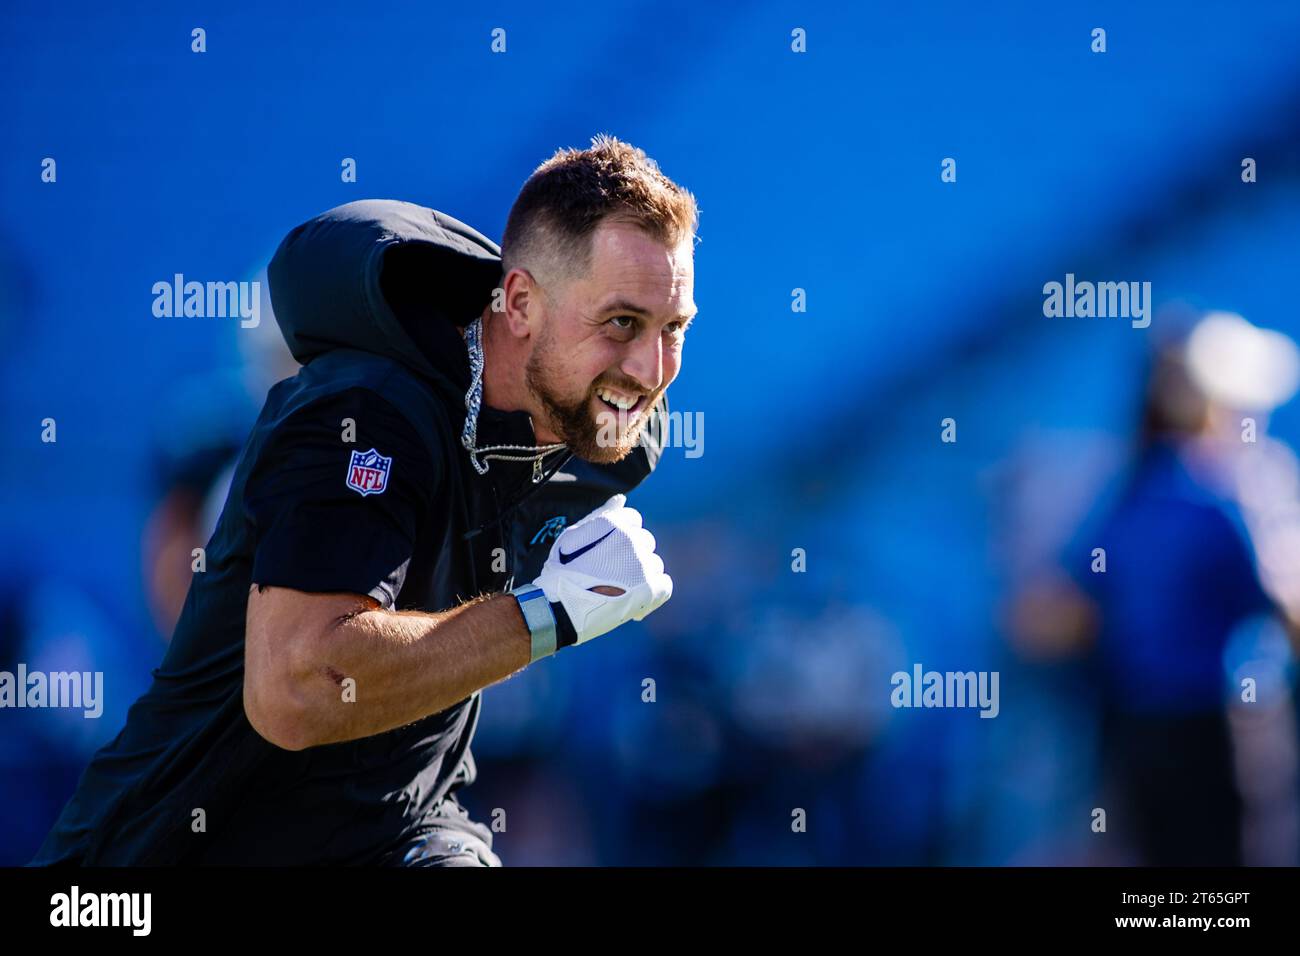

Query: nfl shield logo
left=346, top=448, right=392, bottom=496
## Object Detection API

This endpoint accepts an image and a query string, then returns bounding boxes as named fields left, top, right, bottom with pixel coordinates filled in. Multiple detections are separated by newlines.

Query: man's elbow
left=244, top=675, right=319, bottom=752
left=243, top=585, right=373, bottom=751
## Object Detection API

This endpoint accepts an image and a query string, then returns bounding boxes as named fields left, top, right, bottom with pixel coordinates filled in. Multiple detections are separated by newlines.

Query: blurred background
left=4, top=1, right=1300, bottom=865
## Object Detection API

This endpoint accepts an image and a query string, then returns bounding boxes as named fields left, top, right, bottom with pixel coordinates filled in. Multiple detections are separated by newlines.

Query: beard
left=524, top=331, right=658, bottom=464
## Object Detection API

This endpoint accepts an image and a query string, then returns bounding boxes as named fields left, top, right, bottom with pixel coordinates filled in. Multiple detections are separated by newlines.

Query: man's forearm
left=244, top=492, right=668, bottom=751
left=297, top=592, right=532, bottom=747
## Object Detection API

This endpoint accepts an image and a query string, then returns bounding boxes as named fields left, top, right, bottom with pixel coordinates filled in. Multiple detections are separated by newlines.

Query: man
left=31, top=134, right=698, bottom=865
left=1014, top=312, right=1300, bottom=865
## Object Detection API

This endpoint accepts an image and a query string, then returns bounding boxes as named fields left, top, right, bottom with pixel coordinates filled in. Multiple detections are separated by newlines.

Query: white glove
left=532, top=494, right=673, bottom=646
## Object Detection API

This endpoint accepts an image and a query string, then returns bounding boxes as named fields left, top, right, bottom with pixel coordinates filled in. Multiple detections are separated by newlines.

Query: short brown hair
left=501, top=134, right=698, bottom=286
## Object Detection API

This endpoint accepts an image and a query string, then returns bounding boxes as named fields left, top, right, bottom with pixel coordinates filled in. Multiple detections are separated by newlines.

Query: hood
left=266, top=199, right=664, bottom=522
left=267, top=199, right=502, bottom=403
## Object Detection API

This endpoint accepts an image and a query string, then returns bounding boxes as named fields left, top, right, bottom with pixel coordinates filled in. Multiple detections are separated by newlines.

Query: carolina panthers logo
left=530, top=515, right=567, bottom=546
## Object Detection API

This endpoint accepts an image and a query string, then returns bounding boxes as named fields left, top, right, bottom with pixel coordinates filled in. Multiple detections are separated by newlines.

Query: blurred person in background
left=142, top=294, right=301, bottom=642
left=1014, top=312, right=1300, bottom=866
left=0, top=568, right=156, bottom=864
left=142, top=372, right=262, bottom=641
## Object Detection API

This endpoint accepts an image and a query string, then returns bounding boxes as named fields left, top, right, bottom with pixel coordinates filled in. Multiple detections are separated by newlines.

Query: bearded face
left=518, top=219, right=695, bottom=465
left=524, top=320, right=663, bottom=463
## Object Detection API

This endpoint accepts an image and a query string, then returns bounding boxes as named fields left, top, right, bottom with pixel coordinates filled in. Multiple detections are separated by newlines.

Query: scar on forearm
left=320, top=665, right=347, bottom=686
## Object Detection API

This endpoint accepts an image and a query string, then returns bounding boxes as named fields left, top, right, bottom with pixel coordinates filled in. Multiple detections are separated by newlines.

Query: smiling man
left=31, top=135, right=697, bottom=866
left=487, top=150, right=696, bottom=464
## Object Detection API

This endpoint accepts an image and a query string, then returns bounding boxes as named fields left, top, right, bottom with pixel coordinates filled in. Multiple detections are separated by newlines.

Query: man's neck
left=473, top=309, right=562, bottom=444
left=476, top=309, right=518, bottom=412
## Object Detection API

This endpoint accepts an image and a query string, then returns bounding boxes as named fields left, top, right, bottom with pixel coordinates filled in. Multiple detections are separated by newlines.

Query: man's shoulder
left=274, top=351, right=460, bottom=458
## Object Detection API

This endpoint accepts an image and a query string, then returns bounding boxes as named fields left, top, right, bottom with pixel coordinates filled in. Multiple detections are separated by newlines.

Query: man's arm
left=245, top=492, right=670, bottom=752
left=244, top=585, right=531, bottom=751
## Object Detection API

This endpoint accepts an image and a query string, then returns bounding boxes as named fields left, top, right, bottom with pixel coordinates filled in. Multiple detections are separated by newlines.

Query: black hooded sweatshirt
left=30, top=200, right=665, bottom=865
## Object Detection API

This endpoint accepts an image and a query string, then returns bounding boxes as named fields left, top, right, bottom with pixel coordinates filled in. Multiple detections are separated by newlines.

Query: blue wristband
left=509, top=584, right=557, bottom=662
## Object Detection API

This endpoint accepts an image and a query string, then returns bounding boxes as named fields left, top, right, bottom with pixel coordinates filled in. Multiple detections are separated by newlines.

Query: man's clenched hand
left=531, top=494, right=673, bottom=646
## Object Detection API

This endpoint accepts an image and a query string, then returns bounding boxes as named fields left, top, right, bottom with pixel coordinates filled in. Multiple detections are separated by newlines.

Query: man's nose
left=621, top=332, right=663, bottom=393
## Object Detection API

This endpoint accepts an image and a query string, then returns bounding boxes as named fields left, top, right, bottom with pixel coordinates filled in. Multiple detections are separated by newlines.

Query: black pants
left=1101, top=708, right=1242, bottom=866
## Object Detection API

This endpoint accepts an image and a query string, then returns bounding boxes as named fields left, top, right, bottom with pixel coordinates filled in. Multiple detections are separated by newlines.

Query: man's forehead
left=588, top=220, right=693, bottom=274
left=583, top=222, right=694, bottom=311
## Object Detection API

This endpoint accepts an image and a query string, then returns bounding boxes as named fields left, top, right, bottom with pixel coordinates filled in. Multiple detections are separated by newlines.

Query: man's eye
left=609, top=315, right=636, bottom=330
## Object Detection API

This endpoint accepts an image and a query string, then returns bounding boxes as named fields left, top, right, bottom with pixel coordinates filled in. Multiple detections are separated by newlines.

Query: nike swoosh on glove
left=532, top=493, right=674, bottom=646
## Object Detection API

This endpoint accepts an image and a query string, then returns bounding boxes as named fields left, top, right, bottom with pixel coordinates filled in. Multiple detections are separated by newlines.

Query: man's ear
left=500, top=267, right=541, bottom=339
